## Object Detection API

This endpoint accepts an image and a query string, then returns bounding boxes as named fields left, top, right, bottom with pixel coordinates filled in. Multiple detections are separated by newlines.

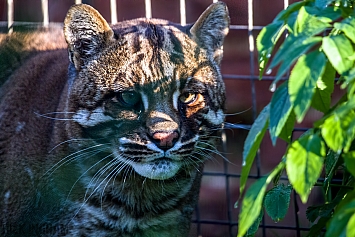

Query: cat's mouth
left=130, top=158, right=181, bottom=180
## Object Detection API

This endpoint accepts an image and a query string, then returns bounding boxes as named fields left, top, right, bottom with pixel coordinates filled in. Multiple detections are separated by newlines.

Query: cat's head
left=63, top=3, right=229, bottom=180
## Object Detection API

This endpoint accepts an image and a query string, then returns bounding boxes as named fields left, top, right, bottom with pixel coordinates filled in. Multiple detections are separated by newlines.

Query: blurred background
left=0, top=0, right=336, bottom=236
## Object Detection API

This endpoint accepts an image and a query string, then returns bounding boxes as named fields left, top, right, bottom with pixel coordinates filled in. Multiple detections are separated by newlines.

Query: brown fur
left=0, top=25, right=67, bottom=87
left=0, top=48, right=68, bottom=232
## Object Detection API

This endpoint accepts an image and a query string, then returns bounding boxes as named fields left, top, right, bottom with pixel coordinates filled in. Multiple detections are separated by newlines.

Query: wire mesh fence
left=0, top=0, right=321, bottom=236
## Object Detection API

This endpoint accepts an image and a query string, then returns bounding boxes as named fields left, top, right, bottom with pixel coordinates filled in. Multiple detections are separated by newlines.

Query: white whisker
left=99, top=161, right=124, bottom=209
left=49, top=138, right=93, bottom=153
left=71, top=160, right=125, bottom=220
left=223, top=122, right=251, bottom=130
left=84, top=158, right=119, bottom=200
left=67, top=152, right=113, bottom=200
left=34, top=111, right=76, bottom=121
left=224, top=107, right=251, bottom=116
left=44, top=143, right=109, bottom=177
left=196, top=140, right=232, bottom=162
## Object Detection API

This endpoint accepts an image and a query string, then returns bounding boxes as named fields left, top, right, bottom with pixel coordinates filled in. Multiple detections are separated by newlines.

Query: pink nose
left=152, top=131, right=179, bottom=150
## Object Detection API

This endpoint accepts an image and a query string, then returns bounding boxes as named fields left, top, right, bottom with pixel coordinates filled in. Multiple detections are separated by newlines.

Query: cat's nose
left=152, top=131, right=179, bottom=150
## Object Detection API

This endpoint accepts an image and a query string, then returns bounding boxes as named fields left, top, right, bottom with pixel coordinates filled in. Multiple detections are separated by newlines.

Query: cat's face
left=63, top=4, right=229, bottom=181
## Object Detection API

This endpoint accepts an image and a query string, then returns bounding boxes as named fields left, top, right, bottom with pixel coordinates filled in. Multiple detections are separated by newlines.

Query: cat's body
left=0, top=3, right=229, bottom=236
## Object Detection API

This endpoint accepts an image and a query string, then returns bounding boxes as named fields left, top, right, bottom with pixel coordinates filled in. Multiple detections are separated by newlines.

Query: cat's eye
left=179, top=92, right=199, bottom=105
left=118, top=91, right=141, bottom=107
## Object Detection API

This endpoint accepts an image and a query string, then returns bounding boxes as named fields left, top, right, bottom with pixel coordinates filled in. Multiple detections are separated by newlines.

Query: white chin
left=131, top=159, right=181, bottom=180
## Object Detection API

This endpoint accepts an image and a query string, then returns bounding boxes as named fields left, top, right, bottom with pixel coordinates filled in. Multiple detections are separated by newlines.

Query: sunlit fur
left=0, top=2, right=229, bottom=236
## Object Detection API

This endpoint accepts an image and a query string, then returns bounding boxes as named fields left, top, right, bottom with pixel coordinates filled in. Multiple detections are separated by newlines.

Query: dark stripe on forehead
left=148, top=52, right=163, bottom=80
left=194, top=47, right=201, bottom=62
left=132, top=35, right=141, bottom=54
left=145, top=24, right=165, bottom=48
left=167, top=31, right=185, bottom=65
left=134, top=53, right=144, bottom=64
left=179, top=61, right=219, bottom=90
left=190, top=61, right=217, bottom=80
left=114, top=25, right=138, bottom=36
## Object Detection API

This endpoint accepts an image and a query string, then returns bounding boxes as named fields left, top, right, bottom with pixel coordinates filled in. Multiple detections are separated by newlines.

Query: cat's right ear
left=64, top=4, right=114, bottom=70
left=190, top=2, right=230, bottom=65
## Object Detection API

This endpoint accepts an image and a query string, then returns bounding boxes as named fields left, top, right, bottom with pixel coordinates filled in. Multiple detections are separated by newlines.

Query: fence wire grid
left=0, top=0, right=321, bottom=237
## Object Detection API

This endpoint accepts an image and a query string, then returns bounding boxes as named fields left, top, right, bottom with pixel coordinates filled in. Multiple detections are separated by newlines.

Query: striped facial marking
left=172, top=89, right=180, bottom=111
left=203, top=109, right=225, bottom=125
left=72, top=108, right=113, bottom=127
left=140, top=92, right=149, bottom=111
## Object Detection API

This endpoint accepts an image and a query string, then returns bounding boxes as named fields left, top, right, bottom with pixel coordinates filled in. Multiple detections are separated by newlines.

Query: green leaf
left=343, top=151, right=355, bottom=177
left=238, top=162, right=285, bottom=237
left=270, top=36, right=322, bottom=88
left=293, top=6, right=331, bottom=36
left=269, top=82, right=294, bottom=145
left=286, top=133, right=325, bottom=203
left=307, top=188, right=349, bottom=237
left=325, top=150, right=339, bottom=177
left=238, top=176, right=268, bottom=237
left=274, top=1, right=307, bottom=22
left=245, top=209, right=263, bottom=237
left=321, top=101, right=355, bottom=153
left=322, top=35, right=355, bottom=75
left=348, top=80, right=355, bottom=97
left=306, top=4, right=342, bottom=22
left=334, top=17, right=355, bottom=44
left=285, top=11, right=299, bottom=33
left=326, top=197, right=355, bottom=237
left=267, top=5, right=330, bottom=84
left=347, top=212, right=355, bottom=237
left=313, top=93, right=349, bottom=128
left=306, top=204, right=335, bottom=223
left=272, top=159, right=285, bottom=185
left=328, top=0, right=355, bottom=8
left=335, top=189, right=355, bottom=213
left=315, top=0, right=328, bottom=8
left=278, top=111, right=296, bottom=143
left=321, top=113, right=350, bottom=153
left=264, top=184, right=292, bottom=222
left=288, top=50, right=327, bottom=122
left=311, top=62, right=335, bottom=113
left=343, top=66, right=355, bottom=96
left=269, top=5, right=330, bottom=77
left=307, top=216, right=330, bottom=237
left=240, top=105, right=270, bottom=195
left=324, top=150, right=340, bottom=196
left=257, top=21, right=285, bottom=78
left=344, top=63, right=355, bottom=87
left=312, top=88, right=330, bottom=113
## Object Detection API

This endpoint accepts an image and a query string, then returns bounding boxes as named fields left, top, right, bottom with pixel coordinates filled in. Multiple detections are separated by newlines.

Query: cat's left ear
left=64, top=4, right=114, bottom=70
left=190, top=2, right=230, bottom=64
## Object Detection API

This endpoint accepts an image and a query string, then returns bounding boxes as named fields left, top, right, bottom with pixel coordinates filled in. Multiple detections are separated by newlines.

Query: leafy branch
left=238, top=0, right=355, bottom=236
